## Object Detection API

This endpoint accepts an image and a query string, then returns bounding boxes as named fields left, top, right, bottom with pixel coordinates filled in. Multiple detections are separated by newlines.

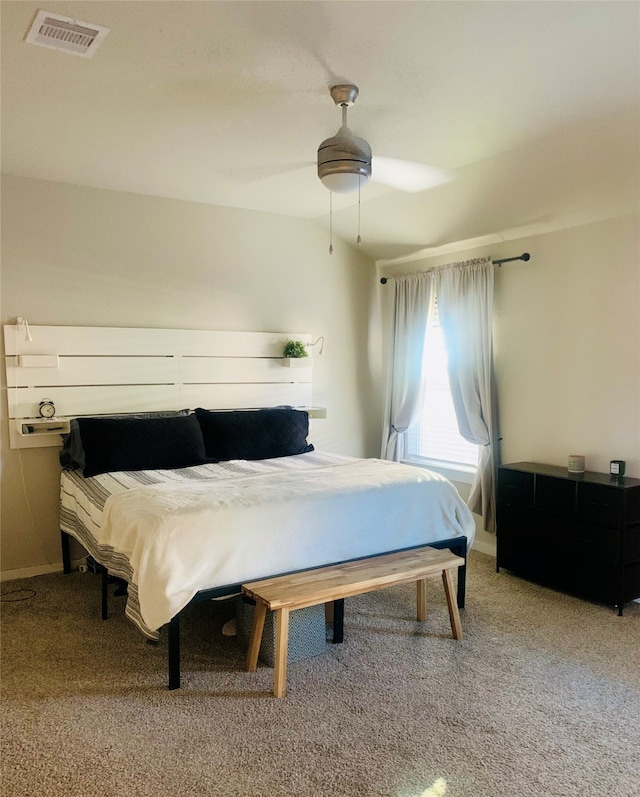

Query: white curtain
left=381, top=274, right=434, bottom=461
left=434, top=258, right=498, bottom=532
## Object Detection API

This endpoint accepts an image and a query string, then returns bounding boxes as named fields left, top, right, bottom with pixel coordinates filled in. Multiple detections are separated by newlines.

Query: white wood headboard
left=4, top=324, right=319, bottom=449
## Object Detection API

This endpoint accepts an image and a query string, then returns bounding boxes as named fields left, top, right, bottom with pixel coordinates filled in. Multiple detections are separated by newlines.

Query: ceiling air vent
left=25, top=10, right=110, bottom=58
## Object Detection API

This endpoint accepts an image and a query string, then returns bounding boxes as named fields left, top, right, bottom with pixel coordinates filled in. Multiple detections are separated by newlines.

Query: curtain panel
left=380, top=274, right=434, bottom=462
left=434, top=258, right=498, bottom=532
left=381, top=256, right=498, bottom=533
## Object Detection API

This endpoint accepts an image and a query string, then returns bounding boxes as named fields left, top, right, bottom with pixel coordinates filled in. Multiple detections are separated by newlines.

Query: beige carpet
left=1, top=551, right=639, bottom=797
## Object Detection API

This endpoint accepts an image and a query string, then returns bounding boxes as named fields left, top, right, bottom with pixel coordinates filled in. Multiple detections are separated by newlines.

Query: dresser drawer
left=623, top=524, right=640, bottom=563
left=536, top=511, right=573, bottom=543
left=621, top=561, right=640, bottom=603
left=572, top=523, right=621, bottom=566
left=536, top=475, right=575, bottom=515
left=627, top=489, right=640, bottom=525
left=496, top=503, right=536, bottom=570
left=566, top=560, right=622, bottom=606
left=577, top=483, right=624, bottom=527
left=497, top=469, right=534, bottom=507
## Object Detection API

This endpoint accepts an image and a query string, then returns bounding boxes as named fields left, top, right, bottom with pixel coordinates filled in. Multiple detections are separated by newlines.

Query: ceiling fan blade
left=218, top=162, right=313, bottom=184
left=371, top=156, right=454, bottom=193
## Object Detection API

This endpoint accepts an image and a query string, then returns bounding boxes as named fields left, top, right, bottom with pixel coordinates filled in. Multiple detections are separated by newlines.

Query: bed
left=59, top=408, right=475, bottom=688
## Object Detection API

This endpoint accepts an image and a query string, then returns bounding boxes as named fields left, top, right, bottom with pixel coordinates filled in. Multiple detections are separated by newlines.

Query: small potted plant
left=283, top=340, right=310, bottom=366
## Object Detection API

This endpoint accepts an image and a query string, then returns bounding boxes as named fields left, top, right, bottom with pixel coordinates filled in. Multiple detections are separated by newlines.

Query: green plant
left=283, top=340, right=309, bottom=358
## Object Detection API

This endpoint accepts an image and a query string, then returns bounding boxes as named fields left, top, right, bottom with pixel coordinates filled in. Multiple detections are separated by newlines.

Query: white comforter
left=63, top=452, right=475, bottom=636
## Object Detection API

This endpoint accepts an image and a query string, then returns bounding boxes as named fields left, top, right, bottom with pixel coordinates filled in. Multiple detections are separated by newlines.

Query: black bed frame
left=61, top=531, right=467, bottom=690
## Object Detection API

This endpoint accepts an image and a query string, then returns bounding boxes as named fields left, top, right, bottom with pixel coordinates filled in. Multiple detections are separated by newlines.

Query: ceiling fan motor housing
left=317, top=130, right=372, bottom=192
left=318, top=83, right=372, bottom=193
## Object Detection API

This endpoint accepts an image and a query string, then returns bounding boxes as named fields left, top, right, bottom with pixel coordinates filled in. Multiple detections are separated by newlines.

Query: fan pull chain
left=329, top=192, right=334, bottom=255
left=357, top=175, right=362, bottom=246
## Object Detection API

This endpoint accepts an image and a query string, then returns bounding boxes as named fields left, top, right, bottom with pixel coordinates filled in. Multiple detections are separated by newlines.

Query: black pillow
left=194, top=407, right=314, bottom=462
left=59, top=418, right=86, bottom=471
left=59, top=410, right=190, bottom=471
left=77, top=414, right=207, bottom=477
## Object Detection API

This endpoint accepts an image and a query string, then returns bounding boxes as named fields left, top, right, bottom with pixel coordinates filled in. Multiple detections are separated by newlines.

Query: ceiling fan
left=317, top=84, right=451, bottom=195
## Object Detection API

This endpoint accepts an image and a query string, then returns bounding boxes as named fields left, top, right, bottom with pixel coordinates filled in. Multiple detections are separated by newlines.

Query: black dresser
left=497, top=462, right=640, bottom=614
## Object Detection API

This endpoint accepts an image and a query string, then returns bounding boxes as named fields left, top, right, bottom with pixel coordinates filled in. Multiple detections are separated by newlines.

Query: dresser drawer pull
left=586, top=500, right=611, bottom=507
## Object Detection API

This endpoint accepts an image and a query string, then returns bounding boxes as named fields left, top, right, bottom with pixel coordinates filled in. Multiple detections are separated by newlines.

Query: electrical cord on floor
left=1, top=588, right=36, bottom=602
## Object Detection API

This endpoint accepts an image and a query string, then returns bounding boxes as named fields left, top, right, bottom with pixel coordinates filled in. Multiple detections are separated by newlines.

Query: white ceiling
left=2, top=1, right=638, bottom=263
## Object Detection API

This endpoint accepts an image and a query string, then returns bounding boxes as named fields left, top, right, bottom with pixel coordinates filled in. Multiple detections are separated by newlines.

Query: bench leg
left=246, top=601, right=267, bottom=672
left=274, top=608, right=290, bottom=698
left=416, top=579, right=427, bottom=622
left=442, top=568, right=463, bottom=640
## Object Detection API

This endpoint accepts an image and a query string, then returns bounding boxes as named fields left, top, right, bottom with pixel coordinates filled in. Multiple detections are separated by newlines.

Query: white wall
left=494, top=216, right=639, bottom=475
left=379, top=214, right=640, bottom=555
left=1, top=174, right=380, bottom=576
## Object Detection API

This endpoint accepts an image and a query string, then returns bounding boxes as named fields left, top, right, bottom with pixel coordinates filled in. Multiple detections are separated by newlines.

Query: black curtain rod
left=493, top=252, right=531, bottom=267
left=380, top=252, right=531, bottom=284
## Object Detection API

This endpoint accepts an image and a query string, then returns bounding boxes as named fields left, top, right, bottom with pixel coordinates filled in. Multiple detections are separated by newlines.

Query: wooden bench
left=242, top=545, right=465, bottom=697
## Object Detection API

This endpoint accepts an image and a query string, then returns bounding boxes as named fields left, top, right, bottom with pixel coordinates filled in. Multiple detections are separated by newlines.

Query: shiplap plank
left=179, top=330, right=310, bottom=357
left=180, top=383, right=312, bottom=410
left=4, top=325, right=179, bottom=356
left=179, top=357, right=311, bottom=384
left=6, top=355, right=311, bottom=388
left=6, top=356, right=180, bottom=388
left=8, top=384, right=312, bottom=418
left=4, top=325, right=310, bottom=357
left=8, top=386, right=182, bottom=419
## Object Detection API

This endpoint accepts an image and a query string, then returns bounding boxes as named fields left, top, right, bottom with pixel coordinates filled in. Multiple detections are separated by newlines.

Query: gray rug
left=1, top=551, right=639, bottom=797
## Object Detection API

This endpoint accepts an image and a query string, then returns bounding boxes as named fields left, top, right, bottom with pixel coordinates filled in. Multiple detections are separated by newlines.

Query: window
left=405, top=294, right=478, bottom=474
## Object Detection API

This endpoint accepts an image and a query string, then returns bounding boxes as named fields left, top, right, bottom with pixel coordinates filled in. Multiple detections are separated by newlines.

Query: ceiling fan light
left=320, top=171, right=369, bottom=194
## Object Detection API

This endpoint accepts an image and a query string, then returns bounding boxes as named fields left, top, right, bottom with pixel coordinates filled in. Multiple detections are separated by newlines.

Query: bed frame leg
left=443, top=537, right=466, bottom=609
left=430, top=537, right=467, bottom=609
left=457, top=552, right=467, bottom=610
left=332, top=598, right=344, bottom=643
left=61, top=530, right=72, bottom=574
left=101, top=566, right=109, bottom=620
left=168, top=615, right=181, bottom=690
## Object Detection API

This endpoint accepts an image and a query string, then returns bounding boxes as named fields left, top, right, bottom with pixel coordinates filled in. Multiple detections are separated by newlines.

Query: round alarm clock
left=38, top=399, right=56, bottom=419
